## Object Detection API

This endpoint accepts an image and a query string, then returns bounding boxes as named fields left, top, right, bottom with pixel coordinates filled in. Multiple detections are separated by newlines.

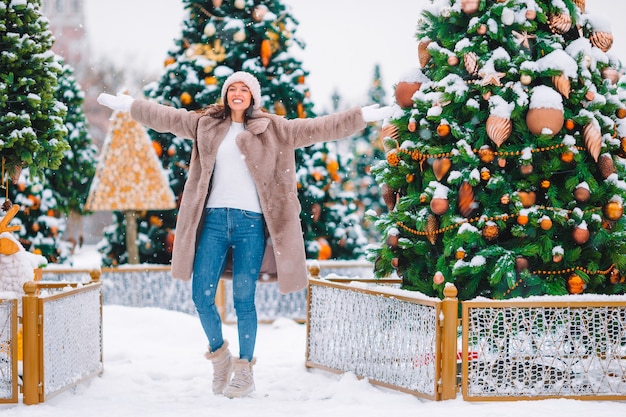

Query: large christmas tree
left=0, top=0, right=69, bottom=186
left=101, top=0, right=366, bottom=265
left=371, top=0, right=626, bottom=300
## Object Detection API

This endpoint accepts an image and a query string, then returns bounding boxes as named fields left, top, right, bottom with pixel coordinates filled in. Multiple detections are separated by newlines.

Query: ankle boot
left=223, top=357, right=256, bottom=398
left=204, top=341, right=233, bottom=395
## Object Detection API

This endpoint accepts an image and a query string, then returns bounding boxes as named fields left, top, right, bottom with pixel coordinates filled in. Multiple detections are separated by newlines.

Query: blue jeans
left=192, top=208, right=266, bottom=361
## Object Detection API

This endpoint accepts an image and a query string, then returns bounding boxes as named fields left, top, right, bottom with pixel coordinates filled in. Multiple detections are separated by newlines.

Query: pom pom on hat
left=221, top=71, right=263, bottom=109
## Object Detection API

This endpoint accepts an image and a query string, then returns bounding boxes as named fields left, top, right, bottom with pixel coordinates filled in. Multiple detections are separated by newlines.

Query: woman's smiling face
left=227, top=81, right=253, bottom=113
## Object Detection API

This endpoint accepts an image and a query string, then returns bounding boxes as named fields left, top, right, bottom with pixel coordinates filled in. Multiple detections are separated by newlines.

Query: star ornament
left=512, top=30, right=536, bottom=49
left=479, top=70, right=506, bottom=86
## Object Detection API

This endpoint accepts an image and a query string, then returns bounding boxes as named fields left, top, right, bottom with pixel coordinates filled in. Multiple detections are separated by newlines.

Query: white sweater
left=206, top=122, right=262, bottom=213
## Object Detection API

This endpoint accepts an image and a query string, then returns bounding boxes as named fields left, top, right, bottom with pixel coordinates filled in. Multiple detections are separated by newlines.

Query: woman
left=97, top=71, right=393, bottom=398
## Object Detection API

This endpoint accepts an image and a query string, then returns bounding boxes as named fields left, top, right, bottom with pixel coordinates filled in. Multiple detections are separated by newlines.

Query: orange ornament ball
left=430, top=198, right=449, bottom=215
left=567, top=274, right=585, bottom=294
left=180, top=92, right=193, bottom=105
left=617, top=108, right=626, bottom=119
left=540, top=217, right=553, bottom=230
left=395, top=81, right=421, bottom=108
left=561, top=151, right=574, bottom=163
left=152, top=141, right=163, bottom=157
left=517, top=214, right=529, bottom=225
left=572, top=226, right=590, bottom=244
left=437, top=123, right=451, bottom=137
left=433, top=271, right=445, bottom=285
left=603, top=200, right=624, bottom=221
left=526, top=107, right=564, bottom=136
left=317, top=238, right=332, bottom=260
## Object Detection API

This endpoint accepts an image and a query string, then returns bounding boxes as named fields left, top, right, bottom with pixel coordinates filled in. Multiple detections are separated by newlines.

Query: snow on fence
left=0, top=271, right=103, bottom=405
left=462, top=297, right=626, bottom=401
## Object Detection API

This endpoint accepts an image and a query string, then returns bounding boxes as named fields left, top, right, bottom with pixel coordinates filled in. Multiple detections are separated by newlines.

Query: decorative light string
left=391, top=142, right=585, bottom=163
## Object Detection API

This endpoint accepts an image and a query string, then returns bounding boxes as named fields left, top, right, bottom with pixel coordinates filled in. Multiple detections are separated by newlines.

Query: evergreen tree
left=370, top=0, right=626, bottom=300
left=0, top=0, right=69, bottom=188
left=45, top=57, right=98, bottom=238
left=99, top=0, right=316, bottom=265
left=296, top=140, right=367, bottom=260
left=6, top=56, right=96, bottom=262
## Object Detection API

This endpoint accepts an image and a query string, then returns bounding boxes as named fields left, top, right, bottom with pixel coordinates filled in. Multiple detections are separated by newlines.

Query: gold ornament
left=455, top=248, right=466, bottom=260
left=572, top=226, right=590, bottom=244
left=517, top=191, right=536, bottom=208
left=548, top=14, right=572, bottom=34
left=486, top=115, right=512, bottom=147
left=381, top=184, right=397, bottom=211
left=478, top=146, right=495, bottom=163
left=430, top=198, right=449, bottom=215
left=573, top=186, right=590, bottom=203
left=515, top=257, right=529, bottom=272
left=425, top=215, right=439, bottom=245
left=458, top=182, right=475, bottom=218
left=552, top=74, right=570, bottom=98
left=418, top=40, right=431, bottom=68
left=432, top=157, right=452, bottom=181
left=604, top=200, right=624, bottom=221
left=567, top=274, right=585, bottom=294
left=512, top=30, right=536, bottom=49
left=617, top=108, right=626, bottom=119
left=395, top=81, right=422, bottom=108
left=590, top=31, right=613, bottom=52
left=252, top=5, right=269, bottom=22
left=482, top=222, right=499, bottom=241
left=520, top=164, right=533, bottom=175
left=573, top=0, right=585, bottom=13
left=464, top=52, right=479, bottom=76
left=461, top=0, right=480, bottom=14
left=261, top=39, right=272, bottom=67
left=480, top=169, right=491, bottom=181
left=583, top=123, right=602, bottom=162
left=447, top=55, right=459, bottom=66
left=598, top=154, right=616, bottom=179
left=526, top=107, right=564, bottom=136
left=540, top=217, right=553, bottom=230
left=180, top=92, right=192, bottom=105
left=601, top=67, right=619, bottom=84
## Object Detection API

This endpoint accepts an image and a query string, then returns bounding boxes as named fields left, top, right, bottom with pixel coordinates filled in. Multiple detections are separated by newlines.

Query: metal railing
left=305, top=265, right=459, bottom=400
left=462, top=298, right=626, bottom=401
left=21, top=274, right=103, bottom=405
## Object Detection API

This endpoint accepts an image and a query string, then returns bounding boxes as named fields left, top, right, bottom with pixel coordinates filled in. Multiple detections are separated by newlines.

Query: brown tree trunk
left=124, top=210, right=139, bottom=264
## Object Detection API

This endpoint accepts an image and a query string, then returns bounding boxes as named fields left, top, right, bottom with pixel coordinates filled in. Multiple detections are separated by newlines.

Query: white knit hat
left=221, top=71, right=262, bottom=109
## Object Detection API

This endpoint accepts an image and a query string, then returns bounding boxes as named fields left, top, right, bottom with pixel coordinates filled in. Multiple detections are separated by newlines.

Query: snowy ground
left=0, top=247, right=625, bottom=416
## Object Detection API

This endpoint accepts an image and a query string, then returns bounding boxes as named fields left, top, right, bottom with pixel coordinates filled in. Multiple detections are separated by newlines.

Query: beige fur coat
left=130, top=100, right=366, bottom=294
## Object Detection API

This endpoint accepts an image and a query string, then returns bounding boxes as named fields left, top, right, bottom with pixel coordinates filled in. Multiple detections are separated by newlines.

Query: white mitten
left=361, top=104, right=394, bottom=122
left=97, top=92, right=135, bottom=112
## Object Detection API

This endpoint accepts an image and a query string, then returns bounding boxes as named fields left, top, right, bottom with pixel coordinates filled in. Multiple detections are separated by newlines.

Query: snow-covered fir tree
left=6, top=56, right=96, bottom=262
left=371, top=0, right=626, bottom=299
left=0, top=0, right=69, bottom=185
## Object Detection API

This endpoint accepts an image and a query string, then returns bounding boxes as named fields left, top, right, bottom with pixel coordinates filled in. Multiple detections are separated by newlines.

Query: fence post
left=440, top=283, right=458, bottom=400
left=21, top=281, right=40, bottom=405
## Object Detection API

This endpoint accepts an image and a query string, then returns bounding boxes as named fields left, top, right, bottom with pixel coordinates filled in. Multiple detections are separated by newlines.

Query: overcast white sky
left=84, top=0, right=626, bottom=112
